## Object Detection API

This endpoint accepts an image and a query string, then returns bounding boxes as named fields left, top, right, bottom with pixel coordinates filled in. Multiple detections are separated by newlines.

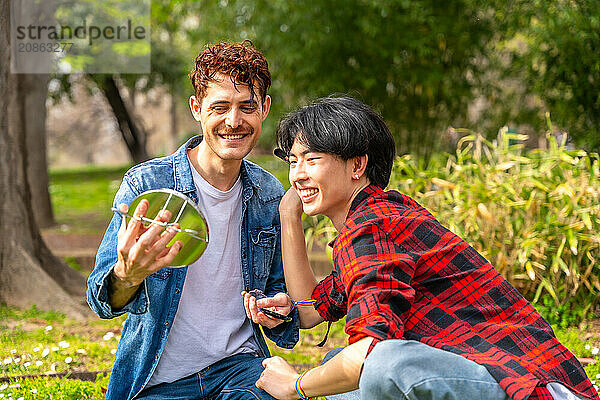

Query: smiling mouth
left=298, top=187, right=319, bottom=201
left=220, top=133, right=247, bottom=140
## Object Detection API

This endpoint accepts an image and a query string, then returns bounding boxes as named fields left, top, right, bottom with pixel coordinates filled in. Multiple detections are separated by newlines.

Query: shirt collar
left=328, top=184, right=382, bottom=248
left=347, top=184, right=381, bottom=218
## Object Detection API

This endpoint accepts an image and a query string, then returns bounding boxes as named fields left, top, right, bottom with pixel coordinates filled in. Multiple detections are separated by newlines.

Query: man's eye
left=241, top=105, right=258, bottom=113
left=212, top=106, right=227, bottom=113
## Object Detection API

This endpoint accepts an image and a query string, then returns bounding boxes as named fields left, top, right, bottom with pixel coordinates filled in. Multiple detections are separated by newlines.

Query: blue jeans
left=135, top=353, right=276, bottom=400
left=323, top=340, right=509, bottom=400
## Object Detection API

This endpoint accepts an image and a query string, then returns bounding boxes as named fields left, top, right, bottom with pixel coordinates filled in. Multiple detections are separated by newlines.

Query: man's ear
left=261, top=95, right=272, bottom=122
left=189, top=96, right=202, bottom=122
left=352, top=154, right=369, bottom=178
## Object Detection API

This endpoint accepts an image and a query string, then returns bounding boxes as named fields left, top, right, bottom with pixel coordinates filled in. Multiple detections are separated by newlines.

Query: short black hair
left=276, top=95, right=395, bottom=189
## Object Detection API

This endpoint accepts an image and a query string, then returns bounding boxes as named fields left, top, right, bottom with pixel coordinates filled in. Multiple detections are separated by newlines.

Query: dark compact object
left=248, top=289, right=292, bottom=322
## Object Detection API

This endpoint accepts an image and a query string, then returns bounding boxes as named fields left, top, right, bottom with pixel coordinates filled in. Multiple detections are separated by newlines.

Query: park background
left=1, top=0, right=599, bottom=398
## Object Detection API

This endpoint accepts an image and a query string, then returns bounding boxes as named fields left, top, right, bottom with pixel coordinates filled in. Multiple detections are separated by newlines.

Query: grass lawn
left=1, top=160, right=598, bottom=398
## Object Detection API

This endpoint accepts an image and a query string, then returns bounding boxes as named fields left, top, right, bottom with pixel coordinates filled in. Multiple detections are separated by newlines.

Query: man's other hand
left=242, top=291, right=293, bottom=329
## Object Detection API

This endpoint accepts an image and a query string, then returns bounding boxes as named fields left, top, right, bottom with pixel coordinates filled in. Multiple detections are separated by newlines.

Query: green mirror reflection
left=112, top=189, right=209, bottom=268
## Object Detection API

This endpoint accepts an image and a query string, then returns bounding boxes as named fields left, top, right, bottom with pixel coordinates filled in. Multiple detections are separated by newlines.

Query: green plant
left=534, top=295, right=589, bottom=329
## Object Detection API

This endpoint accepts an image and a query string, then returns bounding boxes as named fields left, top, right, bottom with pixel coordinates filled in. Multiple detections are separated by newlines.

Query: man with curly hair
left=87, top=41, right=298, bottom=400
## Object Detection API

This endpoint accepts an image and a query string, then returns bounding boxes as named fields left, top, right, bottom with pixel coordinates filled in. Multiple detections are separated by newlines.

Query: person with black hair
left=244, top=96, right=598, bottom=400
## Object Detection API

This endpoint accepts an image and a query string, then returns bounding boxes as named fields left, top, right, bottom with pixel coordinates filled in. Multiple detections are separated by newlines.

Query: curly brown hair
left=189, top=40, right=271, bottom=104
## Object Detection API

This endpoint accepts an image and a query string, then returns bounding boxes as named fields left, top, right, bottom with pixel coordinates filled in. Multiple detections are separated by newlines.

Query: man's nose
left=290, top=160, right=307, bottom=182
left=225, top=108, right=241, bottom=128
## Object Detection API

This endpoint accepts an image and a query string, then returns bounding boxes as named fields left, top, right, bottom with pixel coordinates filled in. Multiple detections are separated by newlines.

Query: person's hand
left=256, top=356, right=300, bottom=400
left=241, top=291, right=293, bottom=329
left=113, top=200, right=183, bottom=287
left=278, top=188, right=303, bottom=220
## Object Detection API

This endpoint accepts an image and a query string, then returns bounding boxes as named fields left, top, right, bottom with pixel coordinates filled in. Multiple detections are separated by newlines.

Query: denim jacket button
left=165, top=321, right=169, bottom=326
left=175, top=288, right=180, bottom=294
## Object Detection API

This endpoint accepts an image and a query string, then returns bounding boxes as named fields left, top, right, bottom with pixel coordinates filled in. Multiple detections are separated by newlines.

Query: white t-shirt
left=147, top=164, right=259, bottom=386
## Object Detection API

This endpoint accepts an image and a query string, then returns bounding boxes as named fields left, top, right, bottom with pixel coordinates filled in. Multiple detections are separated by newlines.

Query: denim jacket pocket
left=250, top=226, right=278, bottom=279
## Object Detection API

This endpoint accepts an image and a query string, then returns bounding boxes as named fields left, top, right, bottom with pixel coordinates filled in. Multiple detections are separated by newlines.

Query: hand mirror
left=111, top=189, right=209, bottom=267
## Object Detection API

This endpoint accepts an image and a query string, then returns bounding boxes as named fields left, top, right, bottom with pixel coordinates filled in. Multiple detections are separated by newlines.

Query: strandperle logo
left=15, top=19, right=147, bottom=46
left=11, top=0, right=150, bottom=74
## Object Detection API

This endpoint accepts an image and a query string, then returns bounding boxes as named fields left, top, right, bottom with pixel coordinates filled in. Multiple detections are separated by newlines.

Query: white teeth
left=299, top=188, right=319, bottom=197
left=222, top=134, right=244, bottom=139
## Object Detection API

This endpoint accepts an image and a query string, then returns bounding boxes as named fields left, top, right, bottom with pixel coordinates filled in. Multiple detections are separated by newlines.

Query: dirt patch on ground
left=42, top=232, right=103, bottom=252
left=583, top=319, right=600, bottom=341
left=41, top=231, right=104, bottom=272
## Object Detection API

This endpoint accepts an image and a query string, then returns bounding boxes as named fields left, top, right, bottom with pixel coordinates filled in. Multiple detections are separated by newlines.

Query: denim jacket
left=87, top=136, right=299, bottom=400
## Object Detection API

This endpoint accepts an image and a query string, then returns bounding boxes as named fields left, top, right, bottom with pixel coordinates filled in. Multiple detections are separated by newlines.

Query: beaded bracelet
left=290, top=298, right=316, bottom=315
left=294, top=299, right=316, bottom=306
left=290, top=299, right=330, bottom=347
left=295, top=371, right=310, bottom=400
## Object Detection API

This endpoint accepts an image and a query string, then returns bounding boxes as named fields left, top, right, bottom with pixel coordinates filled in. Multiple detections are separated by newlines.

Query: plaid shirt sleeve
left=312, top=270, right=347, bottom=322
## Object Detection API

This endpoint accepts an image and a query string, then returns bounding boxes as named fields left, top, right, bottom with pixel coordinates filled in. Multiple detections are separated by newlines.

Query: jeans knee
left=322, top=348, right=344, bottom=365
left=360, top=341, right=401, bottom=397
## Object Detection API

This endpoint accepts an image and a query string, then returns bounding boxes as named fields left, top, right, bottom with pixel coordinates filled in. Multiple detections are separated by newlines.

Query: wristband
left=295, top=371, right=310, bottom=400
left=289, top=298, right=316, bottom=319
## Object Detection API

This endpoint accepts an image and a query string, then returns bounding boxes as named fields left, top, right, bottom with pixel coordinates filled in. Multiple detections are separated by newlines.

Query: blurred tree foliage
left=177, top=0, right=498, bottom=159
left=51, top=1, right=600, bottom=157
left=513, top=0, right=600, bottom=152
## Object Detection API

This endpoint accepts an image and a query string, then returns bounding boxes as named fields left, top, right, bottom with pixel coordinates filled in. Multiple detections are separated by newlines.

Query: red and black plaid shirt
left=312, top=185, right=598, bottom=400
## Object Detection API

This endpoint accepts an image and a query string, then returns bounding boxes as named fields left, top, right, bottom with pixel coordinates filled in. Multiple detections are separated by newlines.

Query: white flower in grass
left=33, top=347, right=40, bottom=352
left=23, top=362, right=30, bottom=368
left=64, top=357, right=73, bottom=364
left=41, top=348, right=50, bottom=357
left=103, top=331, right=115, bottom=341
left=35, top=361, right=43, bottom=367
left=58, top=341, right=69, bottom=349
left=585, top=344, right=591, bottom=350
left=76, top=349, right=86, bottom=355
left=9, top=350, right=15, bottom=355
left=51, top=346, right=59, bottom=352
left=592, top=347, right=599, bottom=356
left=110, top=349, right=117, bottom=355
left=0, top=394, right=4, bottom=398
left=3, top=358, right=11, bottom=365
left=8, top=384, right=20, bottom=389
left=17, top=397, right=24, bottom=400
left=12, top=358, right=19, bottom=364
left=45, top=325, right=53, bottom=332
left=29, top=389, right=36, bottom=394
left=0, top=383, right=7, bottom=390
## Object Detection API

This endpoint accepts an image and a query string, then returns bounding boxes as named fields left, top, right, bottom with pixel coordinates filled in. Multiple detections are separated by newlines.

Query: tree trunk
left=94, top=74, right=150, bottom=163
left=0, top=0, right=88, bottom=319
left=170, top=93, right=179, bottom=152
left=24, top=74, right=55, bottom=228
